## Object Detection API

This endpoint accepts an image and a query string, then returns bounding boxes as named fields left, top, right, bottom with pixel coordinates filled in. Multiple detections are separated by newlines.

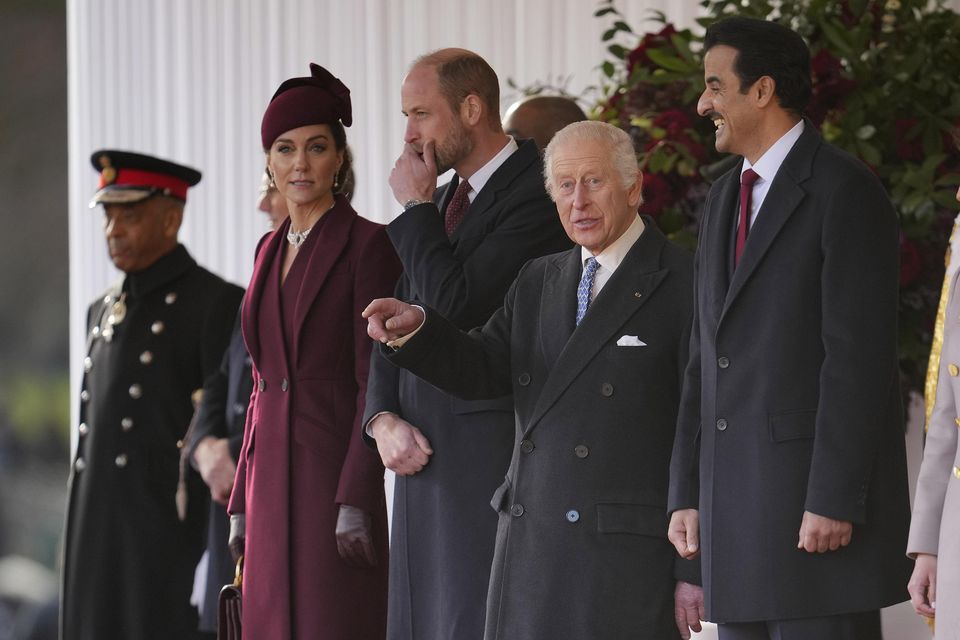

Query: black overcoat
left=363, top=139, right=570, bottom=640
left=668, top=123, right=913, bottom=622
left=387, top=221, right=696, bottom=640
left=61, top=245, right=243, bottom=640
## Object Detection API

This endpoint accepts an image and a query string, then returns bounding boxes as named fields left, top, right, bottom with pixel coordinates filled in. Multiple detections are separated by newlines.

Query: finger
left=816, top=533, right=829, bottom=553
left=411, top=428, right=434, bottom=455
left=929, top=580, right=936, bottom=612
left=828, top=533, right=841, bottom=551
left=674, top=604, right=690, bottom=640
left=685, top=606, right=702, bottom=633
left=840, top=528, right=852, bottom=547
left=684, top=518, right=699, bottom=556
left=422, top=140, right=437, bottom=173
left=361, top=537, right=378, bottom=568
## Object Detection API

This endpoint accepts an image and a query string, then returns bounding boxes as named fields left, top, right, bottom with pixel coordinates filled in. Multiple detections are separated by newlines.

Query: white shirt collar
left=580, top=214, right=646, bottom=272
left=462, top=136, right=519, bottom=202
left=741, top=119, right=804, bottom=184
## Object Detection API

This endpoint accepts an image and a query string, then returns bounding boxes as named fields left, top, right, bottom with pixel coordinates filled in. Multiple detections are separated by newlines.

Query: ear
left=162, top=204, right=184, bottom=239
left=627, top=170, right=644, bottom=209
left=460, top=94, right=483, bottom=127
left=754, top=76, right=777, bottom=108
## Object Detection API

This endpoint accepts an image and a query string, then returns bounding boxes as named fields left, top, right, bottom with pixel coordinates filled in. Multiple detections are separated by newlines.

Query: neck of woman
left=288, top=194, right=336, bottom=233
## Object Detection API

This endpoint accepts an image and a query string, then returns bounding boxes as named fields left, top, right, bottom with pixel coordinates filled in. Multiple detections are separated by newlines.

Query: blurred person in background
left=501, top=95, right=587, bottom=152
left=61, top=151, right=244, bottom=640
left=227, top=63, right=400, bottom=639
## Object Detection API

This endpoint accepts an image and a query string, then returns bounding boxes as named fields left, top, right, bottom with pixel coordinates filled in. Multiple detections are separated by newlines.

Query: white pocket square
left=616, top=335, right=647, bottom=347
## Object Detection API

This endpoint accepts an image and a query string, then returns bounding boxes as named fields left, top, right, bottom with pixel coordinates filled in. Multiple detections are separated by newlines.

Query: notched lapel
left=243, top=226, right=286, bottom=366
left=703, top=170, right=741, bottom=323
left=538, top=249, right=579, bottom=369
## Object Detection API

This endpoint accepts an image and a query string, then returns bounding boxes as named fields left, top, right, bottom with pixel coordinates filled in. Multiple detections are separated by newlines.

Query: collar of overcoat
left=523, top=216, right=669, bottom=435
left=241, top=197, right=356, bottom=369
left=704, top=120, right=821, bottom=326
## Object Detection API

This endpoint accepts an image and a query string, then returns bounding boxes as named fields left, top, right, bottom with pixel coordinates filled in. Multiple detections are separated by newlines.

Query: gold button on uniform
left=140, top=351, right=153, bottom=365
left=949, top=364, right=959, bottom=377
left=954, top=465, right=960, bottom=479
left=115, top=454, right=128, bottom=468
left=955, top=417, right=960, bottom=428
left=121, top=417, right=134, bottom=431
left=78, top=423, right=89, bottom=436
left=151, top=321, right=165, bottom=335
left=84, top=357, right=93, bottom=372
left=164, top=292, right=177, bottom=304
left=129, top=384, right=142, bottom=399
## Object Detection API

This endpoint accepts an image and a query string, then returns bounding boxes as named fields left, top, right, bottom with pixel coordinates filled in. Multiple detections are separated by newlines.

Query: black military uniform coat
left=62, top=244, right=243, bottom=640
left=385, top=221, right=696, bottom=640
left=186, top=311, right=251, bottom=632
left=668, top=123, right=913, bottom=622
left=363, top=139, right=570, bottom=640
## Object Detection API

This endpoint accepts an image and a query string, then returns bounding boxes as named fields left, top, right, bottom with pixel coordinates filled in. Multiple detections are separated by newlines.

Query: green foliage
left=2, top=373, right=71, bottom=450
left=593, top=0, right=960, bottom=393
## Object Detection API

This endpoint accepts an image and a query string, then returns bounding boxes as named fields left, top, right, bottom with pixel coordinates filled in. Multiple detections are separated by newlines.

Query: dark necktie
left=444, top=179, right=472, bottom=238
left=735, top=168, right=760, bottom=266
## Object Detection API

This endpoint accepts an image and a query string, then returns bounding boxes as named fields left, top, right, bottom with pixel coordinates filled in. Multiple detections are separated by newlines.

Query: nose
left=105, top=213, right=122, bottom=238
left=293, top=147, right=309, bottom=171
left=697, top=90, right=711, bottom=118
left=572, top=181, right=590, bottom=210
left=404, top=120, right=418, bottom=145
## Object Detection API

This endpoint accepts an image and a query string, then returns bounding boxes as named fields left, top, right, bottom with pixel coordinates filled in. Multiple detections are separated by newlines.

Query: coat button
left=566, top=509, right=580, bottom=523
left=954, top=465, right=960, bottom=479
left=600, top=382, right=614, bottom=397
left=80, top=390, right=90, bottom=403
left=951, top=364, right=959, bottom=377
left=74, top=458, right=86, bottom=473
left=281, top=378, right=289, bottom=392
left=164, top=292, right=177, bottom=305
left=520, top=439, right=535, bottom=454
left=151, top=321, right=165, bottom=335
left=140, top=350, right=153, bottom=365
left=574, top=445, right=589, bottom=459
left=83, top=357, right=93, bottom=372
left=518, top=373, right=531, bottom=386
left=91, top=325, right=100, bottom=337
left=510, top=503, right=525, bottom=517
left=234, top=402, right=246, bottom=415
left=115, top=453, right=128, bottom=468
left=716, top=418, right=728, bottom=431
left=718, top=356, right=730, bottom=369
left=129, top=384, right=142, bottom=399
left=955, top=417, right=960, bottom=428
left=258, top=379, right=266, bottom=392
left=121, top=417, right=134, bottom=431
left=78, top=422, right=89, bottom=436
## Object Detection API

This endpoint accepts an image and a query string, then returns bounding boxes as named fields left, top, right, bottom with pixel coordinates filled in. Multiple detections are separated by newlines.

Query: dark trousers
left=718, top=610, right=882, bottom=640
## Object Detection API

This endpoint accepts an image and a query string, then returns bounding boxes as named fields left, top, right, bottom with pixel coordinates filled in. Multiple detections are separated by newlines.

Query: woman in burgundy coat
left=228, top=63, right=400, bottom=639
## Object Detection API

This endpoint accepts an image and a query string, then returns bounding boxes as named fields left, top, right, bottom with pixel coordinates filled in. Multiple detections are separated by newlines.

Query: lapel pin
left=634, top=292, right=642, bottom=298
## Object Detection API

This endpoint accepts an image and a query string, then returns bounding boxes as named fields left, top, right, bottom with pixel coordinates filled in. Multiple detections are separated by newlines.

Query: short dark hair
left=703, top=16, right=812, bottom=117
left=415, top=49, right=503, bottom=130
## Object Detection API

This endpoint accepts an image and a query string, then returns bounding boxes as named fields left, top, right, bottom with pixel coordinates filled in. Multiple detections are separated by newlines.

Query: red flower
left=653, top=109, right=692, bottom=138
left=808, top=49, right=856, bottom=126
left=894, top=118, right=924, bottom=163
left=899, top=236, right=922, bottom=287
left=638, top=172, right=676, bottom=216
left=627, top=24, right=678, bottom=73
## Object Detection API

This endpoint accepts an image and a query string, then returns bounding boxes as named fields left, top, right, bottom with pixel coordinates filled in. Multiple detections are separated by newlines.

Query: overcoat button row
left=129, top=384, right=142, bottom=399
left=151, top=321, right=165, bottom=335
left=718, top=356, right=730, bottom=369
left=115, top=454, right=128, bottom=468
left=510, top=503, right=525, bottom=517
left=83, top=357, right=93, bottom=372
left=80, top=390, right=90, bottom=402
left=258, top=379, right=266, bottom=392
left=140, top=351, right=153, bottom=365
left=716, top=418, right=728, bottom=431
left=600, top=383, right=614, bottom=397
left=281, top=378, right=289, bottom=392
left=121, top=417, right=134, bottom=431
left=574, top=445, right=589, bottom=458
left=520, top=439, right=535, bottom=454
left=78, top=422, right=88, bottom=436
left=518, top=373, right=531, bottom=386
left=74, top=458, right=86, bottom=473
left=566, top=509, right=580, bottom=523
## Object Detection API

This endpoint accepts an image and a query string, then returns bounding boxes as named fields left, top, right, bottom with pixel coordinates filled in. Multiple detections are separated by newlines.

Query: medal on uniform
left=101, top=292, right=127, bottom=342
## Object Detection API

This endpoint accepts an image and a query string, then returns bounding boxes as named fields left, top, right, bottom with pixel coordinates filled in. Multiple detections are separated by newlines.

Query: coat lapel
left=242, top=225, right=286, bottom=366
left=524, top=222, right=669, bottom=435
left=538, top=248, right=580, bottom=370
left=721, top=123, right=818, bottom=320
left=702, top=168, right=741, bottom=325
left=291, top=200, right=355, bottom=367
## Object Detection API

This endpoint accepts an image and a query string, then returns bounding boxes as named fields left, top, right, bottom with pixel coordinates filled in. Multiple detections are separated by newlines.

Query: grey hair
left=543, top=121, right=640, bottom=201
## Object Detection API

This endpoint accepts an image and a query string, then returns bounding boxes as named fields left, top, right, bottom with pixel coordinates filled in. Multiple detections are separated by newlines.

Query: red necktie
left=444, top=179, right=472, bottom=238
left=735, top=169, right=760, bottom=266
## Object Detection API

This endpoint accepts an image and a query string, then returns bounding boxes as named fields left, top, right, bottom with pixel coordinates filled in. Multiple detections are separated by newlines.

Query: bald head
left=412, top=48, right=502, bottom=131
left=503, top=96, right=588, bottom=150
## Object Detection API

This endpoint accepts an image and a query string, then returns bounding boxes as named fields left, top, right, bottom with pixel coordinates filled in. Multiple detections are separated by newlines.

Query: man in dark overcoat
left=666, top=17, right=913, bottom=640
left=61, top=150, right=243, bottom=640
left=362, top=48, right=570, bottom=640
left=364, top=121, right=704, bottom=640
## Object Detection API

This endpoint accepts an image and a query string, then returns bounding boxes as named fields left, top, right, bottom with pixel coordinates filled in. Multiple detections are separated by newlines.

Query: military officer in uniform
left=61, top=150, right=244, bottom=640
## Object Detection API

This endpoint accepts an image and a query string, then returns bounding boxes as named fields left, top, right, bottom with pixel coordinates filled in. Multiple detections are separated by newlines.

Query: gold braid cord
left=925, top=218, right=960, bottom=430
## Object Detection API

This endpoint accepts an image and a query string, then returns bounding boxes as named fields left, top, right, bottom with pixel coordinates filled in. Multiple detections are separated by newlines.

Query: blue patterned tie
left=576, top=257, right=599, bottom=326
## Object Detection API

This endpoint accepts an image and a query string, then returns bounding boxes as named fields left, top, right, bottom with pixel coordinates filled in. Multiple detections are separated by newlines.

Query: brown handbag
left=217, top=556, right=243, bottom=640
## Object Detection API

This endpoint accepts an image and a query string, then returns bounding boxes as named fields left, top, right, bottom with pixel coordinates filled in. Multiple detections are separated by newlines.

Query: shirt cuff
left=385, top=305, right=426, bottom=350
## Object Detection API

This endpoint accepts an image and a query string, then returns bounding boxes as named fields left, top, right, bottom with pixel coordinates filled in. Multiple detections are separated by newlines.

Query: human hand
left=335, top=504, right=377, bottom=568
left=228, top=514, right=245, bottom=563
left=362, top=298, right=425, bottom=343
left=797, top=511, right=852, bottom=553
left=668, top=509, right=701, bottom=559
left=389, top=141, right=438, bottom=205
left=674, top=581, right=704, bottom=640
left=907, top=553, right=937, bottom=618
left=369, top=413, right=433, bottom=475
left=193, top=436, right=237, bottom=505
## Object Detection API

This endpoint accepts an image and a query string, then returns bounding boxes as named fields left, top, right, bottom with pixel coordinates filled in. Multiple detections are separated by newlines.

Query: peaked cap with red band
left=88, top=150, right=202, bottom=208
left=261, top=63, right=352, bottom=149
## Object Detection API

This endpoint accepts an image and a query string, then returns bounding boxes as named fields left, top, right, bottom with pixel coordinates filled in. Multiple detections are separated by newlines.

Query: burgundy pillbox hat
left=261, top=63, right=352, bottom=149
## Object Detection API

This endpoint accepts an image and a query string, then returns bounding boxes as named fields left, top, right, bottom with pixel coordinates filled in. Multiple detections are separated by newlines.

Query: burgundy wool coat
left=229, top=199, right=401, bottom=639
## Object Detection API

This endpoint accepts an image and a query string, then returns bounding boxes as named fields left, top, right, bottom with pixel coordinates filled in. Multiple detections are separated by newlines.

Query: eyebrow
left=705, top=75, right=722, bottom=84
left=274, top=134, right=330, bottom=144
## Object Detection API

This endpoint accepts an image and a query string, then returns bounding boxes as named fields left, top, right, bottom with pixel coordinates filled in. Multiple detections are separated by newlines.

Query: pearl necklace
left=286, top=200, right=336, bottom=248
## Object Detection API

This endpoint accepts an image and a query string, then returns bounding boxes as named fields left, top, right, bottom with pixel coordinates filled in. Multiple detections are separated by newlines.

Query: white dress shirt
left=580, top=214, right=646, bottom=303
left=739, top=119, right=804, bottom=229
left=460, top=136, right=518, bottom=202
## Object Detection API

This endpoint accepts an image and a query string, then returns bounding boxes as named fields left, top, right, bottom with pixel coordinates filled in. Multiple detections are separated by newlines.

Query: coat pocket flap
left=596, top=503, right=668, bottom=538
left=451, top=394, right=513, bottom=415
left=489, top=478, right=511, bottom=513
left=768, top=410, right=816, bottom=442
